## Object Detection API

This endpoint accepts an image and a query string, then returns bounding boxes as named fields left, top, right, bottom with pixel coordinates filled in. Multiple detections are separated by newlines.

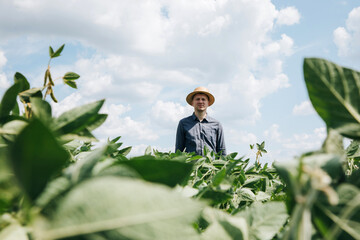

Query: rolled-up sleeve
left=216, top=123, right=226, bottom=156
left=175, top=121, right=185, bottom=152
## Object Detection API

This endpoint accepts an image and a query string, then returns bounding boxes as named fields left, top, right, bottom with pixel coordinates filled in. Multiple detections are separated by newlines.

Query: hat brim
left=186, top=91, right=215, bottom=106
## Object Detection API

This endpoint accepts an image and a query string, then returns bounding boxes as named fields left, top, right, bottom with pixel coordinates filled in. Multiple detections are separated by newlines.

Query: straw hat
left=186, top=86, right=215, bottom=106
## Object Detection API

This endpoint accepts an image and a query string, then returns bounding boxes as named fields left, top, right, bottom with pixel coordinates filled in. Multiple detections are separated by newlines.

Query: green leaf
left=302, top=152, right=345, bottom=183
left=110, top=136, right=121, bottom=143
left=30, top=98, right=52, bottom=124
left=0, top=84, right=20, bottom=120
left=197, top=189, right=232, bottom=205
left=201, top=207, right=248, bottom=240
left=119, top=155, right=194, bottom=187
left=35, top=176, right=71, bottom=210
left=34, top=176, right=204, bottom=240
left=64, top=80, right=77, bottom=89
left=51, top=44, right=65, bottom=58
left=273, top=160, right=299, bottom=212
left=145, top=145, right=152, bottom=155
left=237, top=202, right=289, bottom=240
left=85, top=113, right=107, bottom=132
left=322, top=128, right=344, bottom=154
left=346, top=140, right=360, bottom=158
left=313, top=184, right=360, bottom=240
left=13, top=72, right=30, bottom=92
left=0, top=120, right=28, bottom=143
left=18, top=87, right=42, bottom=103
left=60, top=129, right=97, bottom=143
left=54, top=99, right=105, bottom=134
left=9, top=119, right=69, bottom=201
left=0, top=222, right=29, bottom=240
left=118, top=146, right=132, bottom=156
left=212, top=168, right=226, bottom=187
left=69, top=146, right=107, bottom=183
left=49, top=46, right=54, bottom=57
left=63, top=72, right=80, bottom=81
left=11, top=101, right=20, bottom=116
left=303, top=58, right=360, bottom=139
left=237, top=188, right=256, bottom=202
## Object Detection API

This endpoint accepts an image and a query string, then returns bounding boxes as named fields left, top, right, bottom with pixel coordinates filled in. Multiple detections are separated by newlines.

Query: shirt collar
left=192, top=112, right=211, bottom=122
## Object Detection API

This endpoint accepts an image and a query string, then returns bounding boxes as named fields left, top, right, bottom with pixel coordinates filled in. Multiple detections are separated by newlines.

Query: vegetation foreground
left=0, top=45, right=359, bottom=239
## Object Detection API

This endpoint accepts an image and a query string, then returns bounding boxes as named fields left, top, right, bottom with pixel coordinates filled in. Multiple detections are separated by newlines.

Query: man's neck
left=194, top=110, right=207, bottom=122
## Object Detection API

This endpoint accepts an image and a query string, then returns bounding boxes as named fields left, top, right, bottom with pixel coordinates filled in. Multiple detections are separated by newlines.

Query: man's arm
left=217, top=123, right=226, bottom=156
left=175, top=121, right=185, bottom=152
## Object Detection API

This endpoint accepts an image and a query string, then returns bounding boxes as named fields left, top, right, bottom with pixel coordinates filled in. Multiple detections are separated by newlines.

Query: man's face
left=192, top=93, right=209, bottom=111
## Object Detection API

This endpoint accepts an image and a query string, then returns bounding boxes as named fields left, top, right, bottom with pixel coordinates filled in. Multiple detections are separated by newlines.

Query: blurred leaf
left=303, top=58, right=360, bottom=139
left=0, top=222, right=29, bottom=240
left=314, top=184, right=360, bottom=239
left=237, top=202, right=289, bottom=240
left=198, top=189, right=232, bottom=205
left=118, top=146, right=132, bottom=157
left=63, top=140, right=82, bottom=153
left=63, top=72, right=80, bottom=81
left=54, top=99, right=105, bottom=134
left=60, top=130, right=97, bottom=143
left=212, top=168, right=226, bottom=187
left=86, top=113, right=107, bottom=132
left=0, top=120, right=28, bottom=143
left=18, top=87, right=42, bottom=103
left=201, top=207, right=249, bottom=240
left=0, top=83, right=20, bottom=120
left=145, top=145, right=152, bottom=155
left=67, top=146, right=107, bottom=183
left=51, top=44, right=65, bottom=58
left=11, top=101, right=19, bottom=116
left=9, top=119, right=69, bottom=201
left=34, top=176, right=204, bottom=240
left=110, top=136, right=121, bottom=143
left=237, top=188, right=256, bottom=202
left=30, top=98, right=52, bottom=124
left=302, top=153, right=345, bottom=183
left=119, top=155, right=193, bottom=187
left=273, top=160, right=299, bottom=213
left=13, top=72, right=30, bottom=92
left=35, top=176, right=71, bottom=210
left=346, top=140, right=360, bottom=158
left=322, top=128, right=344, bottom=154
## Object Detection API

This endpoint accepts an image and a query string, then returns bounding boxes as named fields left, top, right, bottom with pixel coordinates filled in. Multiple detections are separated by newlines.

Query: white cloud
left=0, top=50, right=10, bottom=90
left=95, top=103, right=158, bottom=142
left=227, top=128, right=258, bottom=147
left=276, top=6, right=301, bottom=26
left=282, top=127, right=326, bottom=151
left=264, top=124, right=281, bottom=141
left=198, top=15, right=230, bottom=36
left=333, top=7, right=360, bottom=58
left=292, top=100, right=316, bottom=116
left=0, top=73, right=10, bottom=90
left=151, top=100, right=192, bottom=128
left=334, top=27, right=351, bottom=57
left=239, top=125, right=327, bottom=163
left=0, top=50, right=7, bottom=68
left=262, top=34, right=294, bottom=57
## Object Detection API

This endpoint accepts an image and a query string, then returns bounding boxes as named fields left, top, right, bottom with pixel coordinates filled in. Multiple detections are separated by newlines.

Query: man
left=175, top=86, right=226, bottom=156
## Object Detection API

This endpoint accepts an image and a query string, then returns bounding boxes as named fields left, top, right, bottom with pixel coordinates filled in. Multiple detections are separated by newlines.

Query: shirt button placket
left=200, top=122, right=203, bottom=155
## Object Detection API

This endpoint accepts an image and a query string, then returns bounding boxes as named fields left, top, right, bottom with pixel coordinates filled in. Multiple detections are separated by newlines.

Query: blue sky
left=0, top=0, right=359, bottom=163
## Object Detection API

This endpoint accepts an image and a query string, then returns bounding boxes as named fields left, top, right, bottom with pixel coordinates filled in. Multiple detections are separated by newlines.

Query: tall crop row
left=0, top=46, right=359, bottom=239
